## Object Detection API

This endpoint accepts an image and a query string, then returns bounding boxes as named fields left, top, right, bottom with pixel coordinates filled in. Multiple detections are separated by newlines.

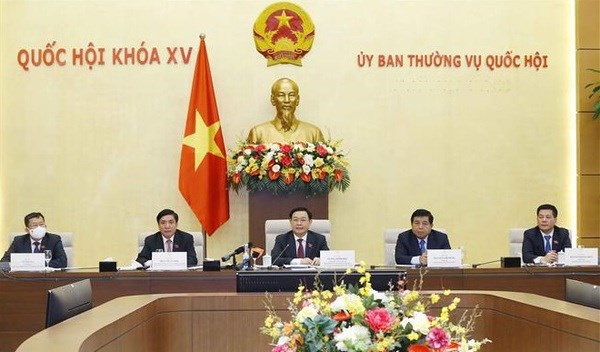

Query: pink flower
left=364, top=307, right=394, bottom=333
left=426, top=327, right=450, bottom=349
left=271, top=345, right=290, bottom=352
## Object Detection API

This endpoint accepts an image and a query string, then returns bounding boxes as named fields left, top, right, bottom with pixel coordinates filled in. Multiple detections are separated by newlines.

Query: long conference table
left=1, top=266, right=599, bottom=352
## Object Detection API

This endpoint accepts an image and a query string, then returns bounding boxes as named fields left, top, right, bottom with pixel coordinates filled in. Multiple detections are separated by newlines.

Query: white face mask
left=29, top=226, right=47, bottom=240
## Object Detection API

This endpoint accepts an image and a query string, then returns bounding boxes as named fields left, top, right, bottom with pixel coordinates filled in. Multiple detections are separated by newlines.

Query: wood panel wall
left=576, top=0, right=600, bottom=248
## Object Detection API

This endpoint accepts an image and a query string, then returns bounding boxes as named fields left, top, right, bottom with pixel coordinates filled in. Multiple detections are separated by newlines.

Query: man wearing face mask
left=1, top=212, right=68, bottom=268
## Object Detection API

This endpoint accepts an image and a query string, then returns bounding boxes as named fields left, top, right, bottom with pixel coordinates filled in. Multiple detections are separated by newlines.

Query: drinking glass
left=44, top=250, right=52, bottom=269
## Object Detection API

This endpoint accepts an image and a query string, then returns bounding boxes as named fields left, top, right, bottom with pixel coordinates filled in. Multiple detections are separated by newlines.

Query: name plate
left=427, top=249, right=462, bottom=268
left=564, top=248, right=598, bottom=266
left=10, top=253, right=45, bottom=271
left=320, top=250, right=355, bottom=269
left=151, top=252, right=187, bottom=270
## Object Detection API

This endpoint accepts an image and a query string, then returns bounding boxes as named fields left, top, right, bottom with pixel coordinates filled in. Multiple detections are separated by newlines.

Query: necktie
left=166, top=239, right=173, bottom=252
left=33, top=242, right=40, bottom=253
left=544, top=236, right=551, bottom=253
left=419, top=240, right=426, bottom=254
left=297, top=239, right=305, bottom=258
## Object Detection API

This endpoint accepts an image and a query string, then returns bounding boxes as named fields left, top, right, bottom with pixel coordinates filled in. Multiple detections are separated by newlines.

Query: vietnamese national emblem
left=253, top=2, right=315, bottom=66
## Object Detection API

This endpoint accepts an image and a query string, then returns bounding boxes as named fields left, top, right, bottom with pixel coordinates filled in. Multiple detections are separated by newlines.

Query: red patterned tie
left=297, top=239, right=305, bottom=258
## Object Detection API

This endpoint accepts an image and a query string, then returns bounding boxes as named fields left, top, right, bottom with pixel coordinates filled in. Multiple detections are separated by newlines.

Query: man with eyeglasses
left=1, top=212, right=67, bottom=268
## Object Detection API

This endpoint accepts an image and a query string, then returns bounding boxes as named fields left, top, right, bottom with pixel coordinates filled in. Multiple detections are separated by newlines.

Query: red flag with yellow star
left=179, top=36, right=229, bottom=235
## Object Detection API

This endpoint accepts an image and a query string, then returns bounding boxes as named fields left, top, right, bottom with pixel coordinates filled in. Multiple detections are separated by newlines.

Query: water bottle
left=241, top=243, right=251, bottom=270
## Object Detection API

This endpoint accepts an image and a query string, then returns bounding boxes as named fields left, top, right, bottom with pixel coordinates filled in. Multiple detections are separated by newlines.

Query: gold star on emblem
left=275, top=10, right=293, bottom=28
left=182, top=110, right=224, bottom=170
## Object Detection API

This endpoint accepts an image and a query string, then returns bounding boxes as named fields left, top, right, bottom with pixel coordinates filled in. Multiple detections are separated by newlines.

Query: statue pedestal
left=248, top=192, right=328, bottom=250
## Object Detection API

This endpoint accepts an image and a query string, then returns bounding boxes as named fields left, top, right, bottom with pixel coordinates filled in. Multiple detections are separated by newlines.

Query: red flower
left=332, top=311, right=351, bottom=322
left=232, top=173, right=241, bottom=184
left=255, top=144, right=266, bottom=153
left=284, top=173, right=295, bottom=185
left=316, top=144, right=328, bottom=157
left=268, top=170, right=280, bottom=180
left=317, top=170, right=327, bottom=180
left=364, top=308, right=394, bottom=333
left=300, top=173, right=312, bottom=183
left=334, top=169, right=343, bottom=182
left=407, top=345, right=430, bottom=352
left=280, top=144, right=292, bottom=153
left=249, top=168, right=260, bottom=176
left=280, top=155, right=293, bottom=167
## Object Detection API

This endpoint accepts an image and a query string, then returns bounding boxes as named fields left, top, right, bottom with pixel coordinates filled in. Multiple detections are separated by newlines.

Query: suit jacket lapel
left=305, top=233, right=319, bottom=258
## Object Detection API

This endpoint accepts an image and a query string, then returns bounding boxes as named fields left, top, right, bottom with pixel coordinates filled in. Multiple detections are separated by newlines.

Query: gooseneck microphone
left=472, top=259, right=501, bottom=268
left=270, top=243, right=290, bottom=268
left=221, top=242, right=252, bottom=262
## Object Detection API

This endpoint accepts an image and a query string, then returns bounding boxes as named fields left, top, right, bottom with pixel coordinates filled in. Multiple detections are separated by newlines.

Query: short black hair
left=156, top=209, right=178, bottom=223
left=24, top=212, right=45, bottom=227
left=537, top=204, right=558, bottom=218
left=410, top=209, right=433, bottom=224
left=289, top=207, right=312, bottom=220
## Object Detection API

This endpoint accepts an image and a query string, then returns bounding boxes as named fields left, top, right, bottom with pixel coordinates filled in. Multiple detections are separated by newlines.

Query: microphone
left=472, top=259, right=501, bottom=268
left=270, top=243, right=290, bottom=268
left=221, top=242, right=252, bottom=262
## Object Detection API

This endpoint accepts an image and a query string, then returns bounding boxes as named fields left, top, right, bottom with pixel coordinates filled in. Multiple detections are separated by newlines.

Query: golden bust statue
left=246, top=78, right=325, bottom=144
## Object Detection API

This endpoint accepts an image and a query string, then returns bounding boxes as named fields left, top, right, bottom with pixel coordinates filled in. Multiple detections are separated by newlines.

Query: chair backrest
left=508, top=228, right=528, bottom=258
left=383, top=228, right=447, bottom=266
left=138, top=232, right=204, bottom=262
left=265, top=219, right=331, bottom=255
left=10, top=232, right=74, bottom=267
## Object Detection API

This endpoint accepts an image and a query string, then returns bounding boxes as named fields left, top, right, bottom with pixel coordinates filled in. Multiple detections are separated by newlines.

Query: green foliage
left=584, top=68, right=600, bottom=119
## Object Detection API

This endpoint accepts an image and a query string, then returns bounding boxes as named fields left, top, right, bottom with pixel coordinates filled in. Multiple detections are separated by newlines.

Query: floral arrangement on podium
left=227, top=140, right=350, bottom=196
left=261, top=264, right=490, bottom=352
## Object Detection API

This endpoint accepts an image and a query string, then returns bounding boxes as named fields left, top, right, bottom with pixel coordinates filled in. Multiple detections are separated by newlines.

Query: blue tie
left=419, top=240, right=426, bottom=254
left=544, top=236, right=551, bottom=253
left=33, top=242, right=40, bottom=253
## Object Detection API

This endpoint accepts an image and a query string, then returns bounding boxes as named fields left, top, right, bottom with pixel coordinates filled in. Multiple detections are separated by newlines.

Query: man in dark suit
left=271, top=207, right=329, bottom=266
left=136, top=209, right=198, bottom=267
left=1, top=212, right=67, bottom=268
left=395, top=209, right=451, bottom=265
left=522, top=204, right=571, bottom=264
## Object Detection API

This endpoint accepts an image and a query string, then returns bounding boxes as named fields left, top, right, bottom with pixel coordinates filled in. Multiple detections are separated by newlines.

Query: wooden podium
left=248, top=191, right=328, bottom=250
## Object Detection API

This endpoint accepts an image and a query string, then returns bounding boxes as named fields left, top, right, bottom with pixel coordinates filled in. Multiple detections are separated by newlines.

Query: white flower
left=371, top=290, right=390, bottom=304
left=265, top=151, right=275, bottom=160
left=326, top=146, right=333, bottom=154
left=236, top=155, right=247, bottom=165
left=334, top=325, right=372, bottom=352
left=292, top=143, right=304, bottom=151
left=330, top=294, right=362, bottom=312
left=276, top=336, right=290, bottom=346
left=305, top=143, right=316, bottom=152
left=302, top=164, right=311, bottom=174
left=303, top=154, right=314, bottom=166
left=314, top=157, right=324, bottom=167
left=235, top=165, right=244, bottom=172
left=295, top=305, right=318, bottom=323
left=271, top=164, right=281, bottom=172
left=243, top=148, right=252, bottom=155
left=268, top=143, right=280, bottom=151
left=401, top=311, right=430, bottom=334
